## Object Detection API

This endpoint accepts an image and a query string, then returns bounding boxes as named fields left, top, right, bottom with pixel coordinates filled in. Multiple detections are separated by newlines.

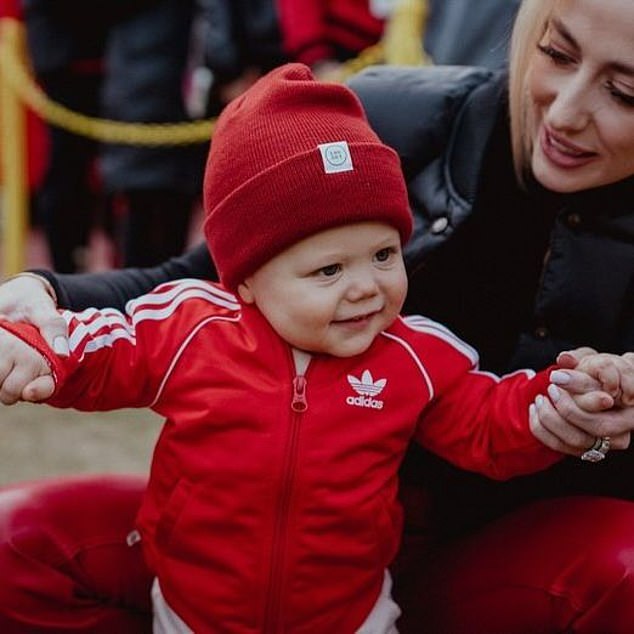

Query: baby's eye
left=374, top=247, right=396, bottom=263
left=317, top=263, right=341, bottom=277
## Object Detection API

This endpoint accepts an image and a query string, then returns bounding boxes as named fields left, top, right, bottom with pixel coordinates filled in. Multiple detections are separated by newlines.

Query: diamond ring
left=580, top=437, right=610, bottom=463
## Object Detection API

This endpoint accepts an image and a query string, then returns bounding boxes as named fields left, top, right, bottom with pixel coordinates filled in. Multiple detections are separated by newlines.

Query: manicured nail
left=535, top=394, right=545, bottom=408
left=529, top=403, right=536, bottom=420
left=53, top=336, right=69, bottom=356
left=550, top=370, right=571, bottom=385
left=547, top=384, right=561, bottom=402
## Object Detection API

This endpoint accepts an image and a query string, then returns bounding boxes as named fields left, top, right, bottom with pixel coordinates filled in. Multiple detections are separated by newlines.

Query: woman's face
left=528, top=0, right=634, bottom=192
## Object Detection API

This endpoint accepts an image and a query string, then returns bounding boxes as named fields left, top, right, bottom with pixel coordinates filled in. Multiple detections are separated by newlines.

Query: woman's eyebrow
left=551, top=16, right=634, bottom=77
left=551, top=17, right=578, bottom=50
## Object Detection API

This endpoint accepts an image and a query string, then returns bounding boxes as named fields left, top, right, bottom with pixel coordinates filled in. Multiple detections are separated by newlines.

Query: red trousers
left=1, top=475, right=634, bottom=633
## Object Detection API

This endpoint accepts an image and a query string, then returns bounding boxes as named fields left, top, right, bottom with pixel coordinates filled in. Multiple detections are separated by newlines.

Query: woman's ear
left=237, top=280, right=255, bottom=304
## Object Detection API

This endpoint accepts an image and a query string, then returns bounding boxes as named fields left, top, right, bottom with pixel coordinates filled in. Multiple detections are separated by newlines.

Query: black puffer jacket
left=99, top=0, right=207, bottom=194
left=351, top=66, right=634, bottom=536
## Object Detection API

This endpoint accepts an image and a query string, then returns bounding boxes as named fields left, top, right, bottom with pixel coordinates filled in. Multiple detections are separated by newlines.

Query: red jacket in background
left=277, top=0, right=384, bottom=66
left=0, top=1, right=49, bottom=189
left=0, top=0, right=22, bottom=19
left=1, top=278, right=559, bottom=632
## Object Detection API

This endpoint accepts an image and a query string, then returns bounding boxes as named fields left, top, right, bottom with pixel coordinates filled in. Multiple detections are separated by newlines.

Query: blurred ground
left=0, top=402, right=162, bottom=485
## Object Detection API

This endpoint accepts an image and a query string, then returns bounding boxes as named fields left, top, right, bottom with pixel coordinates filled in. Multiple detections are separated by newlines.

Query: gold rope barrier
left=0, top=19, right=28, bottom=274
left=0, top=36, right=215, bottom=146
left=0, top=0, right=428, bottom=274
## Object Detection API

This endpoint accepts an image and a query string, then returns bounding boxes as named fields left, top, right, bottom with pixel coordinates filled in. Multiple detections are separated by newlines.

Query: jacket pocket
left=155, top=478, right=194, bottom=550
left=372, top=487, right=403, bottom=566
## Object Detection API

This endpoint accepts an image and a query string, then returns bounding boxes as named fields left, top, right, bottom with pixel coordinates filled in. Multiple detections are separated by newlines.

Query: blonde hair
left=508, top=0, right=555, bottom=182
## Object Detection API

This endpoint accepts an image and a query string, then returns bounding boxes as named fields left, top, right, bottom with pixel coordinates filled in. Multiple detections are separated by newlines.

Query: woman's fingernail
left=535, top=394, right=545, bottom=408
left=550, top=370, right=571, bottom=385
left=53, top=336, right=69, bottom=356
left=547, top=384, right=561, bottom=402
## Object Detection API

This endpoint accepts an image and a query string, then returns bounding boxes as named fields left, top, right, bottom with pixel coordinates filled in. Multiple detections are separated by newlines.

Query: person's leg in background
left=119, top=189, right=197, bottom=268
left=34, top=71, right=102, bottom=273
left=395, top=496, right=634, bottom=634
left=0, top=474, right=151, bottom=633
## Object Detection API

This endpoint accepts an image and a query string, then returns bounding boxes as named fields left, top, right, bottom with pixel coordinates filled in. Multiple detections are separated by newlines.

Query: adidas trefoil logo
left=346, top=370, right=386, bottom=410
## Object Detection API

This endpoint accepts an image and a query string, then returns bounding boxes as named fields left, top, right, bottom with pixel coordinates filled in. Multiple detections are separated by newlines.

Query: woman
left=0, top=0, right=633, bottom=631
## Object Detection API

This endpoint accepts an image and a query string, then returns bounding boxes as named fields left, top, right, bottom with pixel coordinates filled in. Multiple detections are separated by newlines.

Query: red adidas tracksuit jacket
left=1, top=278, right=559, bottom=633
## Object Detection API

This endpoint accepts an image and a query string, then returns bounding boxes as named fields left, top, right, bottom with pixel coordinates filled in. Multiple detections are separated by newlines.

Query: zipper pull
left=291, top=376, right=308, bottom=412
left=126, top=529, right=142, bottom=547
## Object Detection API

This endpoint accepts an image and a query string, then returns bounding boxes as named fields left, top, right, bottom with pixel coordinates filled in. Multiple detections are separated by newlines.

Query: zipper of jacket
left=263, top=350, right=309, bottom=632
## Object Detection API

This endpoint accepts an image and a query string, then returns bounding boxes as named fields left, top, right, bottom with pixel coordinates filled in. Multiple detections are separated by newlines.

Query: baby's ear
left=236, top=281, right=255, bottom=304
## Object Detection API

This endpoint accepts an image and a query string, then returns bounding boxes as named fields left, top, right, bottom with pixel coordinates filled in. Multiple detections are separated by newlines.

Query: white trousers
left=152, top=570, right=400, bottom=633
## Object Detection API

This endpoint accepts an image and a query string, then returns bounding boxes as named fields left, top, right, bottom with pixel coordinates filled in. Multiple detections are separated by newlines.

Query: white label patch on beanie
left=318, top=141, right=353, bottom=174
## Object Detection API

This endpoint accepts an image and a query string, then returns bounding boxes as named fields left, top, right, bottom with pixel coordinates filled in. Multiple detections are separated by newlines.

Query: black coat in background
left=198, top=0, right=286, bottom=87
left=100, top=0, right=206, bottom=196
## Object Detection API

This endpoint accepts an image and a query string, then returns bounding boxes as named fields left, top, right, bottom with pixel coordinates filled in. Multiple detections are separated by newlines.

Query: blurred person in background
left=277, top=0, right=393, bottom=79
left=21, top=0, right=111, bottom=272
left=101, top=0, right=208, bottom=268
left=425, top=0, right=522, bottom=68
left=193, top=0, right=288, bottom=116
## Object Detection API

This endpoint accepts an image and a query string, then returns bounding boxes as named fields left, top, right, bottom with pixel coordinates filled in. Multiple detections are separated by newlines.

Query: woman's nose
left=546, top=77, right=592, bottom=132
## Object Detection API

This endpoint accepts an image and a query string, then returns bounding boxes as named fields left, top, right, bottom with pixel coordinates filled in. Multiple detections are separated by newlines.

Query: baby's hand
left=0, top=328, right=54, bottom=404
left=557, top=350, right=634, bottom=408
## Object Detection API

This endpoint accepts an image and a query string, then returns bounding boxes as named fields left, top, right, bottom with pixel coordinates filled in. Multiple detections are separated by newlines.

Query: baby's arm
left=0, top=305, right=160, bottom=412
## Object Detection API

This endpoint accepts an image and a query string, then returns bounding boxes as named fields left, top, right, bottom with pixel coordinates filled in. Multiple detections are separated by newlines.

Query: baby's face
left=237, top=222, right=407, bottom=357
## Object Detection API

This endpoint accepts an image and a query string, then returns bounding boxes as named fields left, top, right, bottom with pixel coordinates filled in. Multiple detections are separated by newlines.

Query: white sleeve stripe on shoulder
left=125, top=280, right=239, bottom=314
left=150, top=313, right=242, bottom=407
left=380, top=331, right=434, bottom=400
left=152, top=278, right=238, bottom=303
left=62, top=287, right=240, bottom=357
left=401, top=315, right=479, bottom=366
left=132, top=289, right=238, bottom=324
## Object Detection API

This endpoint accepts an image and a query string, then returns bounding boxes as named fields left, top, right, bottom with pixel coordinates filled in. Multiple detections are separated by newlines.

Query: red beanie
left=203, top=63, right=412, bottom=290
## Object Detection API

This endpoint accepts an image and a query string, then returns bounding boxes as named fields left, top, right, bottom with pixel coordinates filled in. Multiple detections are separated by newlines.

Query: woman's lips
left=540, top=126, right=597, bottom=169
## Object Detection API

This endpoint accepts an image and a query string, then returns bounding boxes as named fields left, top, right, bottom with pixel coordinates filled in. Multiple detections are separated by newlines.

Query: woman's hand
left=529, top=349, right=634, bottom=457
left=0, top=274, right=69, bottom=355
left=0, top=329, right=54, bottom=404
left=0, top=274, right=64, bottom=404
left=558, top=348, right=634, bottom=406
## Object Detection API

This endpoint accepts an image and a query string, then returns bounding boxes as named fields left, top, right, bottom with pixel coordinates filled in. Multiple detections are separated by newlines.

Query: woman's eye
left=606, top=81, right=634, bottom=108
left=317, top=264, right=341, bottom=277
left=537, top=43, right=573, bottom=65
